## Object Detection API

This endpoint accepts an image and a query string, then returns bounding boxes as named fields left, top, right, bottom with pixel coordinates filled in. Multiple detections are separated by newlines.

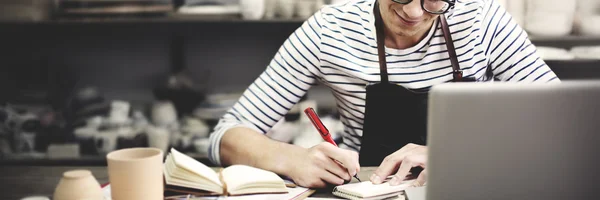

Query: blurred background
left=0, top=0, right=598, bottom=166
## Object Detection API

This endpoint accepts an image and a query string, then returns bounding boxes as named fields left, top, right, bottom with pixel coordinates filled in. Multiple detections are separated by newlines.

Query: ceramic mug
left=525, top=12, right=574, bottom=37
left=106, top=148, right=164, bottom=200
left=53, top=170, right=103, bottom=200
left=578, top=0, right=600, bottom=14
left=146, top=125, right=170, bottom=154
left=264, top=0, right=277, bottom=19
left=296, top=0, right=316, bottom=19
left=108, top=100, right=130, bottom=125
left=277, top=0, right=295, bottom=19
left=94, top=130, right=119, bottom=155
left=506, top=0, right=526, bottom=26
left=240, top=0, right=266, bottom=20
left=151, top=101, right=177, bottom=127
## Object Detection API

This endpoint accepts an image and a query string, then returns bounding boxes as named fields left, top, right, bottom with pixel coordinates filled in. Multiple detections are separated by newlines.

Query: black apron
left=358, top=0, right=493, bottom=166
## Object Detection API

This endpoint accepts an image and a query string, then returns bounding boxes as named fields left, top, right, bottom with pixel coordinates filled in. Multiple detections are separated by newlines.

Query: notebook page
left=171, top=148, right=222, bottom=187
left=335, top=180, right=414, bottom=198
left=164, top=186, right=312, bottom=200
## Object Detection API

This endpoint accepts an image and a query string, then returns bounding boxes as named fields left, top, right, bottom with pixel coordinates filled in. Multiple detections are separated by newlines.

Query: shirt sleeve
left=208, top=11, right=325, bottom=166
left=481, top=0, right=560, bottom=83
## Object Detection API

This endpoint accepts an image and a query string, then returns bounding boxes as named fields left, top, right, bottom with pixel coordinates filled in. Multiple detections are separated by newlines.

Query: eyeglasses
left=392, top=0, right=455, bottom=14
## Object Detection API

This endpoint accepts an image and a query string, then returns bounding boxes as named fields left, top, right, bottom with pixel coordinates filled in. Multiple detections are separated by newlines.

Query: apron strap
left=374, top=1, right=389, bottom=83
left=373, top=0, right=465, bottom=82
left=439, top=14, right=464, bottom=81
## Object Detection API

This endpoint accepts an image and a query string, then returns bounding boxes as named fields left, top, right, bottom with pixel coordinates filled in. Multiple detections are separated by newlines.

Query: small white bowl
left=536, top=47, right=575, bottom=60
left=571, top=46, right=600, bottom=60
left=526, top=12, right=574, bottom=37
left=579, top=15, right=600, bottom=36
left=21, top=196, right=50, bottom=200
left=577, top=0, right=600, bottom=15
left=528, top=0, right=576, bottom=13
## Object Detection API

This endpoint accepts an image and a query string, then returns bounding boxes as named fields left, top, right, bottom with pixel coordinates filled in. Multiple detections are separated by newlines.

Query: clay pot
left=106, top=148, right=163, bottom=200
left=53, top=170, right=103, bottom=200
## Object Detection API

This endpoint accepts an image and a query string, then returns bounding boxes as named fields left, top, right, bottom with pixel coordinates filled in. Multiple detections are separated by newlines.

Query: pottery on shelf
left=240, top=0, right=266, bottom=20
left=151, top=101, right=177, bottom=127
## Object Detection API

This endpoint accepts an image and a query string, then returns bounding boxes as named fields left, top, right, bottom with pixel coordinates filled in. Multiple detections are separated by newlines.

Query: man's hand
left=370, top=143, right=427, bottom=187
left=288, top=142, right=360, bottom=188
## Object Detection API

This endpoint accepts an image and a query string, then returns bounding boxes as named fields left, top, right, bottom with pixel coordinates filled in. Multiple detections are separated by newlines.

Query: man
left=208, top=0, right=559, bottom=188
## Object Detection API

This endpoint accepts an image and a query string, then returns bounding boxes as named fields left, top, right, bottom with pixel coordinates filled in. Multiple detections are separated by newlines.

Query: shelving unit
left=0, top=14, right=305, bottom=24
left=1, top=15, right=599, bottom=166
left=0, top=152, right=212, bottom=166
left=530, top=35, right=600, bottom=47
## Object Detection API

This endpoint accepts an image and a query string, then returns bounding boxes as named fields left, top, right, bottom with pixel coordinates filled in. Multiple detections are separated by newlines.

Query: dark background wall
left=0, top=21, right=302, bottom=106
left=0, top=21, right=599, bottom=107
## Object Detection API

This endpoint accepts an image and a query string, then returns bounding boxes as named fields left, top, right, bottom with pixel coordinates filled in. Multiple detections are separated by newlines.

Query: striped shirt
left=208, top=0, right=560, bottom=165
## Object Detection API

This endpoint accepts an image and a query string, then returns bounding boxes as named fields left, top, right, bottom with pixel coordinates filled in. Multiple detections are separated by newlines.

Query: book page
left=221, top=165, right=287, bottom=195
left=164, top=186, right=312, bottom=200
left=164, top=154, right=224, bottom=194
left=170, top=148, right=223, bottom=187
left=334, top=180, right=414, bottom=198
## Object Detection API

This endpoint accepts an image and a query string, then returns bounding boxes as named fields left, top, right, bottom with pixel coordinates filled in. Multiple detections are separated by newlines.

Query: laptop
left=426, top=81, right=600, bottom=200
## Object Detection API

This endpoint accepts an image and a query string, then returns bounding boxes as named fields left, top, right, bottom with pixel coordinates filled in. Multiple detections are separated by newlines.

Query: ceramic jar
left=151, top=101, right=177, bottom=127
left=240, top=0, right=266, bottom=20
left=53, top=170, right=103, bottom=200
left=277, top=0, right=295, bottom=19
left=525, top=0, right=576, bottom=37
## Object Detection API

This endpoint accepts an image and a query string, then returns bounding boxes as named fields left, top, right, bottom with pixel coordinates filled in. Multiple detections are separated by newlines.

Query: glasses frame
left=391, top=0, right=456, bottom=14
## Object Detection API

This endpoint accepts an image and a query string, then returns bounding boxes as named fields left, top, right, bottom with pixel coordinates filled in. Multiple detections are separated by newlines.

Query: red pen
left=304, top=107, right=337, bottom=146
left=304, top=107, right=361, bottom=182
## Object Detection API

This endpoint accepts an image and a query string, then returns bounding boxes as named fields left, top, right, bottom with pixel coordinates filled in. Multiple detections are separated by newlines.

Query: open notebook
left=164, top=148, right=288, bottom=196
left=164, top=186, right=315, bottom=200
left=332, top=179, right=415, bottom=200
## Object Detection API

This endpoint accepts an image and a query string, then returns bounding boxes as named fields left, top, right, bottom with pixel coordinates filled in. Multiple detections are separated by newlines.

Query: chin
left=393, top=28, right=420, bottom=37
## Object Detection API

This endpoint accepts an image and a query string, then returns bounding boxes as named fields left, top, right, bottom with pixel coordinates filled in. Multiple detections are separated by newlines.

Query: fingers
left=323, top=156, right=352, bottom=181
left=319, top=168, right=346, bottom=185
left=389, top=159, right=412, bottom=185
left=411, top=169, right=427, bottom=187
left=303, top=178, right=328, bottom=188
left=371, top=156, right=400, bottom=184
left=391, top=154, right=427, bottom=186
left=371, top=144, right=419, bottom=184
left=318, top=142, right=360, bottom=176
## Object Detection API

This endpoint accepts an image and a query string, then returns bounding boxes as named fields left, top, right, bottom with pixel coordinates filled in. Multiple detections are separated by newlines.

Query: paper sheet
left=334, top=180, right=413, bottom=198
left=102, top=184, right=111, bottom=200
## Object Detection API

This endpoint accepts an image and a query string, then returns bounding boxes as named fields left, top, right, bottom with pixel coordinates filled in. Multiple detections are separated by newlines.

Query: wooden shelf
left=0, top=14, right=305, bottom=25
left=530, top=35, right=600, bottom=47
left=546, top=59, right=600, bottom=64
left=530, top=35, right=600, bottom=42
left=0, top=152, right=213, bottom=166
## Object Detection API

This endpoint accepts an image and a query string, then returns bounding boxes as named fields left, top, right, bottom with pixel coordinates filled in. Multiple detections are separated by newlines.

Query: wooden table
left=0, top=166, right=378, bottom=200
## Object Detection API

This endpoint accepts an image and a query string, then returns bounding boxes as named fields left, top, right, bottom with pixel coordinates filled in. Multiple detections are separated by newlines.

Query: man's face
left=379, top=0, right=440, bottom=37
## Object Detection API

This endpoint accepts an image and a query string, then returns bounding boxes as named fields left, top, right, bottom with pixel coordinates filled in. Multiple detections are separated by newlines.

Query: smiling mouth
left=394, top=9, right=420, bottom=26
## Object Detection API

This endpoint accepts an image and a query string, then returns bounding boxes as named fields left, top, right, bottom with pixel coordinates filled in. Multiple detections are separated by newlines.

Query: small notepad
left=332, top=180, right=414, bottom=200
